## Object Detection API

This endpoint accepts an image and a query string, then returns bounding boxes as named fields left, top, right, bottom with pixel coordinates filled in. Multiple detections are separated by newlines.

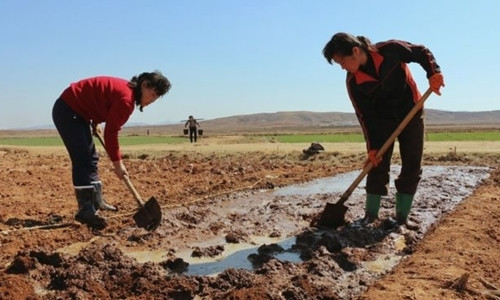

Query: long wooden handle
left=94, top=130, right=145, bottom=207
left=338, top=87, right=433, bottom=204
left=122, top=175, right=145, bottom=206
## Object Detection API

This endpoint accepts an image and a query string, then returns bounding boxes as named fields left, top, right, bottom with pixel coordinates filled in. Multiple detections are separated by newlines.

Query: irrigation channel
left=44, top=165, right=491, bottom=298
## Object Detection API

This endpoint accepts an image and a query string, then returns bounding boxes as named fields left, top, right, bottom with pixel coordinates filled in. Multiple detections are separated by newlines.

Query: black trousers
left=365, top=111, right=424, bottom=195
left=52, top=98, right=99, bottom=186
left=189, top=126, right=197, bottom=142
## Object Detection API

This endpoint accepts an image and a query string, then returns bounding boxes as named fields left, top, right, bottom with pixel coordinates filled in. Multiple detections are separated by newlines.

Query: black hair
left=128, top=71, right=171, bottom=111
left=322, top=32, right=374, bottom=64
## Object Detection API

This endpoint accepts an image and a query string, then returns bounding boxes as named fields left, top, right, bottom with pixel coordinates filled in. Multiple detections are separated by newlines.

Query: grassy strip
left=269, top=134, right=364, bottom=143
left=425, top=131, right=500, bottom=141
left=1, top=131, right=499, bottom=146
left=268, top=130, right=500, bottom=143
left=0, top=136, right=185, bottom=146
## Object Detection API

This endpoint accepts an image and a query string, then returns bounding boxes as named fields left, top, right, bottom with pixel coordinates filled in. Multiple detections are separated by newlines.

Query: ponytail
left=322, top=32, right=375, bottom=64
left=129, top=71, right=171, bottom=112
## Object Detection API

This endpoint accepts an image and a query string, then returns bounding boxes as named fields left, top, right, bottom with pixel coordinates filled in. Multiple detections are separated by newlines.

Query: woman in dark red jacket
left=322, top=33, right=444, bottom=225
left=52, top=71, right=171, bottom=229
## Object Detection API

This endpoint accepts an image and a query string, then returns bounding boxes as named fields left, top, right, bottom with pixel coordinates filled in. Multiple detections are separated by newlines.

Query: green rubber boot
left=364, top=194, right=382, bottom=223
left=396, top=192, right=414, bottom=224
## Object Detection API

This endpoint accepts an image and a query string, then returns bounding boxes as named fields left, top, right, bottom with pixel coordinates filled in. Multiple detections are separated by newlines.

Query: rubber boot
left=75, top=186, right=107, bottom=229
left=91, top=181, right=117, bottom=211
left=396, top=192, right=414, bottom=225
left=363, top=194, right=381, bottom=223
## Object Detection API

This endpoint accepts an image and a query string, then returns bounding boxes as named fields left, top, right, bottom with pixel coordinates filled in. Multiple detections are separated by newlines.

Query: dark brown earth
left=0, top=146, right=499, bottom=299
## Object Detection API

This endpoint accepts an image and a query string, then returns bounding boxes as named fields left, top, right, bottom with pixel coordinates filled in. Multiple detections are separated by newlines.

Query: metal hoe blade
left=317, top=200, right=348, bottom=228
left=133, top=196, right=162, bottom=231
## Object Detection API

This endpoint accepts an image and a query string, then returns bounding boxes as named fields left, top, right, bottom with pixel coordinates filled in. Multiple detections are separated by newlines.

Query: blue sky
left=1, top=1, right=498, bottom=129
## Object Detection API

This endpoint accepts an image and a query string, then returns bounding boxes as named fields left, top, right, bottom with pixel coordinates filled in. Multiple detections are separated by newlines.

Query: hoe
left=316, top=88, right=433, bottom=228
left=95, top=131, right=162, bottom=231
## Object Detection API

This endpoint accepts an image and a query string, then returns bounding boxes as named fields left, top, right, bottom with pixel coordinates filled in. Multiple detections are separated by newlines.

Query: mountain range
left=4, top=109, right=500, bottom=134
left=176, top=109, right=500, bottom=127
left=123, top=109, right=500, bottom=135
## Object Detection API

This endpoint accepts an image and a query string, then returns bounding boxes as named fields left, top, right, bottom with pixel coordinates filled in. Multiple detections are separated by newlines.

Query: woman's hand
left=113, top=160, right=128, bottom=180
left=365, top=149, right=382, bottom=167
left=91, top=122, right=103, bottom=137
left=429, top=73, right=445, bottom=95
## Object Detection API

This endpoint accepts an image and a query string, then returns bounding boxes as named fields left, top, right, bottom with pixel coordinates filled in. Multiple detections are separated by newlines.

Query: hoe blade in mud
left=316, top=197, right=348, bottom=228
left=133, top=197, right=162, bottom=231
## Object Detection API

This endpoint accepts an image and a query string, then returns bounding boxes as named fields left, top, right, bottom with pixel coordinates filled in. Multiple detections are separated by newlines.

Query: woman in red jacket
left=322, top=33, right=444, bottom=225
left=52, top=71, right=171, bottom=229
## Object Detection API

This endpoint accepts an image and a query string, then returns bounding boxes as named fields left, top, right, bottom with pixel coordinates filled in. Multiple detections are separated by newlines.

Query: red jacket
left=346, top=40, right=441, bottom=150
left=60, top=76, right=135, bottom=161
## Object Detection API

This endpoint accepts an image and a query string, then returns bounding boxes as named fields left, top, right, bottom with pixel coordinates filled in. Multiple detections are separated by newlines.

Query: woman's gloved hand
left=429, top=73, right=445, bottom=95
left=366, top=149, right=382, bottom=167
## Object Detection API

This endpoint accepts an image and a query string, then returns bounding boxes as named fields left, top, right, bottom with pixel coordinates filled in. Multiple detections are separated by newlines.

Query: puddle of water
left=181, top=237, right=300, bottom=276
left=274, top=171, right=366, bottom=197
left=56, top=237, right=101, bottom=255
left=122, top=235, right=300, bottom=276
left=363, top=254, right=402, bottom=274
left=274, top=166, right=490, bottom=199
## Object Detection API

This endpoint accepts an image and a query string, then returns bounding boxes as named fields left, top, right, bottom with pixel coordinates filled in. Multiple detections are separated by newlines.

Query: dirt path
left=0, top=144, right=499, bottom=299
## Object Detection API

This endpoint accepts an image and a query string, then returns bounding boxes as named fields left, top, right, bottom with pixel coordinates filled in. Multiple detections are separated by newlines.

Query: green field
left=269, top=131, right=500, bottom=143
left=0, top=136, right=185, bottom=146
left=1, top=130, right=500, bottom=147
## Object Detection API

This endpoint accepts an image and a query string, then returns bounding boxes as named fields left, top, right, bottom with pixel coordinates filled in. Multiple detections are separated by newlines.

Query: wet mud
left=1, top=153, right=491, bottom=299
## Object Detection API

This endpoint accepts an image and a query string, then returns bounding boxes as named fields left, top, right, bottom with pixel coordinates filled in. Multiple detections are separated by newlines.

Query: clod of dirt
left=247, top=253, right=273, bottom=267
left=225, top=230, right=248, bottom=243
left=191, top=245, right=225, bottom=258
left=7, top=250, right=63, bottom=274
left=137, top=154, right=149, bottom=160
left=6, top=255, right=36, bottom=274
left=257, top=243, right=284, bottom=255
left=247, top=243, right=286, bottom=268
left=160, top=258, right=189, bottom=274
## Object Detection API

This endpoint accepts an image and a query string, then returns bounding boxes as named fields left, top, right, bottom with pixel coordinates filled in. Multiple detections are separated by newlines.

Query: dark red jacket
left=346, top=40, right=441, bottom=150
left=60, top=76, right=135, bottom=161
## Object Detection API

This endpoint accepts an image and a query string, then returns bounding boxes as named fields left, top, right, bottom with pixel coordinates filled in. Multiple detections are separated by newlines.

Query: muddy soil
left=0, top=147, right=499, bottom=299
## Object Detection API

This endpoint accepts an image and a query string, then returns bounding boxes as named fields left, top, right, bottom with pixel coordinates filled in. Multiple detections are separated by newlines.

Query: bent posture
left=52, top=71, right=171, bottom=229
left=322, top=33, right=444, bottom=224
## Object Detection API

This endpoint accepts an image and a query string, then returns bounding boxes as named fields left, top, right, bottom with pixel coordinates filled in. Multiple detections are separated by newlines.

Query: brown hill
left=150, top=109, right=500, bottom=134
left=116, top=109, right=500, bottom=136
left=2, top=109, right=500, bottom=137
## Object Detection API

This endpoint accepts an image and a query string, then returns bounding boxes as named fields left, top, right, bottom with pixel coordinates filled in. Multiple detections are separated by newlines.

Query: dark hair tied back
left=322, top=32, right=374, bottom=64
left=129, top=71, right=172, bottom=111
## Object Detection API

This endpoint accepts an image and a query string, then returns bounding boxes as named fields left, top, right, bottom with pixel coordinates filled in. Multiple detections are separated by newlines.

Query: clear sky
left=1, top=1, right=498, bottom=129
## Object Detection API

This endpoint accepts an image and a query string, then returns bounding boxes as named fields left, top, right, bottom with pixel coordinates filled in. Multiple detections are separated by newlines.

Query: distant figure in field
left=52, top=71, right=171, bottom=229
left=184, top=115, right=201, bottom=143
